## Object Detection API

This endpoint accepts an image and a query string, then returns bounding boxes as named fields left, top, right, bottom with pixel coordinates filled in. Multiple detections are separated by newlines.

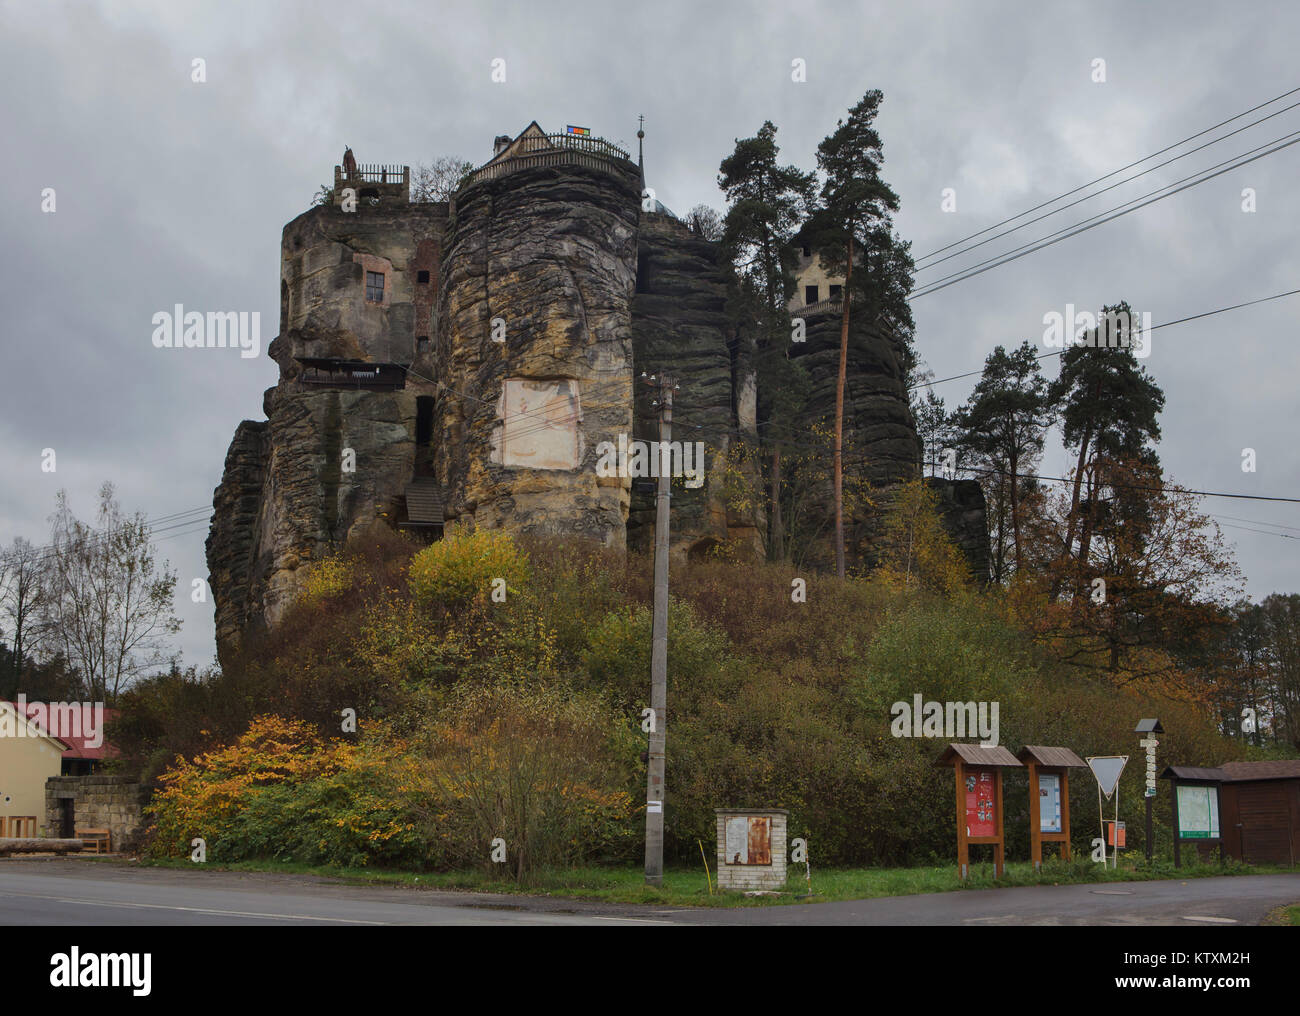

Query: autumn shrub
left=300, top=555, right=354, bottom=605
left=147, top=715, right=349, bottom=859
left=409, top=528, right=529, bottom=610
left=421, top=680, right=640, bottom=880
left=580, top=597, right=736, bottom=713
left=875, top=479, right=971, bottom=597
left=221, top=745, right=434, bottom=868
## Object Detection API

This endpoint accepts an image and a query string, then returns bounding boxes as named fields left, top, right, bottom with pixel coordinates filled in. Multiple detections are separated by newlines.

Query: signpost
left=1087, top=755, right=1128, bottom=869
left=1018, top=746, right=1086, bottom=870
left=1135, top=718, right=1163, bottom=861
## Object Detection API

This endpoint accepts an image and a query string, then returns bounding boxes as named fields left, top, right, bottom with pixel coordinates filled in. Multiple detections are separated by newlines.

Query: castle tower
left=435, top=122, right=642, bottom=545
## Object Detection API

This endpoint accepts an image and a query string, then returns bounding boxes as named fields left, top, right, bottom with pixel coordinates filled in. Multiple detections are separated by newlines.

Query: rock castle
left=206, top=122, right=987, bottom=662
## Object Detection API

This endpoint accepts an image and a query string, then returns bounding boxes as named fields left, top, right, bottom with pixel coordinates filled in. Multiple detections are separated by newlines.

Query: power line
left=678, top=413, right=1300, bottom=506
left=17, top=507, right=212, bottom=567
left=909, top=130, right=1300, bottom=299
left=1217, top=521, right=1300, bottom=540
left=911, top=286, right=1300, bottom=390
left=1213, top=513, right=1300, bottom=533
left=913, top=84, right=1300, bottom=266
left=915, top=98, right=1300, bottom=275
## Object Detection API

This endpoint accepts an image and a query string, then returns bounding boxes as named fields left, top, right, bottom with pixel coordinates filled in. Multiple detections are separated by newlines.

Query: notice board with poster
left=724, top=815, right=772, bottom=865
left=1038, top=772, right=1063, bottom=834
left=1018, top=745, right=1084, bottom=868
left=964, top=769, right=997, bottom=838
left=1163, top=767, right=1226, bottom=868
left=938, top=743, right=1022, bottom=879
left=1176, top=784, right=1220, bottom=839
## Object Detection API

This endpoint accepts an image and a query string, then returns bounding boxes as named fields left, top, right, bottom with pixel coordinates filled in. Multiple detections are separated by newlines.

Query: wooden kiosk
left=1018, top=745, right=1086, bottom=869
left=937, top=743, right=1022, bottom=878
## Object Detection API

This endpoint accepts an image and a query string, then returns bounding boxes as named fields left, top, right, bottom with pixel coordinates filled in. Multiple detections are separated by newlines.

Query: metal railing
left=352, top=164, right=408, bottom=184
left=334, top=164, right=410, bottom=186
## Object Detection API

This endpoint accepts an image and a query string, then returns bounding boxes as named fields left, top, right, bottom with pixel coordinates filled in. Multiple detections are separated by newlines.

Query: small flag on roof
left=566, top=125, right=591, bottom=136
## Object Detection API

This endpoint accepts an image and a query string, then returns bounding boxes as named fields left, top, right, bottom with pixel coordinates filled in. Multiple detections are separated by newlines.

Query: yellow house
left=0, top=700, right=67, bottom=836
left=789, top=244, right=845, bottom=311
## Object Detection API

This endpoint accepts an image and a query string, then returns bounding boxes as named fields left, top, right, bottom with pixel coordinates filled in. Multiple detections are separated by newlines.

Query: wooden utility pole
left=644, top=372, right=675, bottom=886
left=833, top=235, right=853, bottom=579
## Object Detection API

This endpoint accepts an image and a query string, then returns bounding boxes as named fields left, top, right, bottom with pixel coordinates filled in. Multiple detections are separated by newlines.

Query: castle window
left=365, top=271, right=385, bottom=303
left=802, top=245, right=811, bottom=258
left=829, top=284, right=842, bottom=300
left=805, top=285, right=819, bottom=305
left=417, top=270, right=430, bottom=284
left=498, top=378, right=581, bottom=470
left=417, top=336, right=430, bottom=355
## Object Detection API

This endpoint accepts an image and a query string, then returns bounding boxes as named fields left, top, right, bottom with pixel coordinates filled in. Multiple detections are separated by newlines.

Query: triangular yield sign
left=1088, top=756, right=1128, bottom=800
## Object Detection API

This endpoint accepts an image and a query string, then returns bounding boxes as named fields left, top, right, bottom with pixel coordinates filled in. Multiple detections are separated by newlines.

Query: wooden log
left=0, top=838, right=85, bottom=855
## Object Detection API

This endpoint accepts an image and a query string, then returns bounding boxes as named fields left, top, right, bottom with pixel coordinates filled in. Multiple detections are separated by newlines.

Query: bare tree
left=44, top=483, right=182, bottom=703
left=411, top=156, right=475, bottom=202
left=685, top=204, right=724, bottom=241
left=0, top=537, right=52, bottom=694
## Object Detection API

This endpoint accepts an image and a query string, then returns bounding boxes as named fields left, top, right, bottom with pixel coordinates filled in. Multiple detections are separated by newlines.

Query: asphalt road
left=1, top=858, right=1296, bottom=925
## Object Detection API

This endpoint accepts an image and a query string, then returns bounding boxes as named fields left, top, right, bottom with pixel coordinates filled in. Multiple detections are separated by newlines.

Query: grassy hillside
left=115, top=523, right=1261, bottom=875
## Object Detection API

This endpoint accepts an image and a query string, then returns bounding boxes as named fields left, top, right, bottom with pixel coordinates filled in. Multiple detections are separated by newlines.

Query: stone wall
left=45, top=776, right=149, bottom=853
left=278, top=202, right=446, bottom=370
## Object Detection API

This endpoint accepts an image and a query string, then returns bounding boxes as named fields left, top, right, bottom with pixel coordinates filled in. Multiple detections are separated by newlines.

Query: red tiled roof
left=3, top=701, right=120, bottom=759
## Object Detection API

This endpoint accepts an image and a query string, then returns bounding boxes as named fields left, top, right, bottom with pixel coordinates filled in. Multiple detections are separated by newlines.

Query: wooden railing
left=792, top=297, right=843, bottom=318
left=537, top=133, right=629, bottom=159
left=465, top=133, right=633, bottom=189
left=467, top=148, right=635, bottom=187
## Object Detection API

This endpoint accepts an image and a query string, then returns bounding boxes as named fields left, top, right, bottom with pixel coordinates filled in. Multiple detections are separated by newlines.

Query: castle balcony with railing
left=795, top=296, right=844, bottom=318
left=333, top=162, right=411, bottom=204
left=463, top=122, right=637, bottom=190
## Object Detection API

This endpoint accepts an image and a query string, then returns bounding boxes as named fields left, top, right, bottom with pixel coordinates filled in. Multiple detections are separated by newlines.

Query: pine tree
left=809, top=90, right=911, bottom=577
left=1047, top=301, right=1165, bottom=598
left=718, top=122, right=816, bottom=560
left=951, top=341, right=1054, bottom=578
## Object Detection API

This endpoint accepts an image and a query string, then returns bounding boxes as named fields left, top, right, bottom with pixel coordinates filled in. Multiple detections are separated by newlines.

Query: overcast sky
left=2, top=0, right=1297, bottom=668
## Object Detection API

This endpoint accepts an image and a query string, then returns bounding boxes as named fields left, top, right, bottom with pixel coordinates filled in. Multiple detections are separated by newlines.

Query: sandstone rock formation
left=435, top=162, right=640, bottom=547
left=206, top=125, right=990, bottom=662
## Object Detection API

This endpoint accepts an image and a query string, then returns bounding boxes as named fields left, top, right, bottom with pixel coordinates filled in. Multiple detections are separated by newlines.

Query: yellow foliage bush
left=409, top=528, right=529, bottom=609
left=147, top=715, right=350, bottom=858
left=300, top=555, right=354, bottom=605
left=877, top=479, right=970, bottom=597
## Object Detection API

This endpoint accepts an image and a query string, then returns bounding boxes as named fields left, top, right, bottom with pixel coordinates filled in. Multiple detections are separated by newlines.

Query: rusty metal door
left=747, top=816, right=771, bottom=865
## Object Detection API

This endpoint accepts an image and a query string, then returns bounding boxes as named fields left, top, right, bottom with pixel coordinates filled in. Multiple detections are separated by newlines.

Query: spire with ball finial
left=637, top=114, right=645, bottom=188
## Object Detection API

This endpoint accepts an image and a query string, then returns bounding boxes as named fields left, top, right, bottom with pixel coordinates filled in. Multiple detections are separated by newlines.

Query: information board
left=965, top=768, right=997, bottom=838
left=1176, top=784, right=1220, bottom=839
left=1038, top=772, right=1062, bottom=834
left=724, top=816, right=772, bottom=865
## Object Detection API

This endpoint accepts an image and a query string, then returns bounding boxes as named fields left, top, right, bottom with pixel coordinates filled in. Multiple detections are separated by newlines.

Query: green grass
left=132, top=854, right=1298, bottom=908
left=1262, top=903, right=1300, bottom=926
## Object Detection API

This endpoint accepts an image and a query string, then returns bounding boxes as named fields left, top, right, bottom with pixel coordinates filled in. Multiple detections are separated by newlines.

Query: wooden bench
left=77, top=828, right=112, bottom=854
